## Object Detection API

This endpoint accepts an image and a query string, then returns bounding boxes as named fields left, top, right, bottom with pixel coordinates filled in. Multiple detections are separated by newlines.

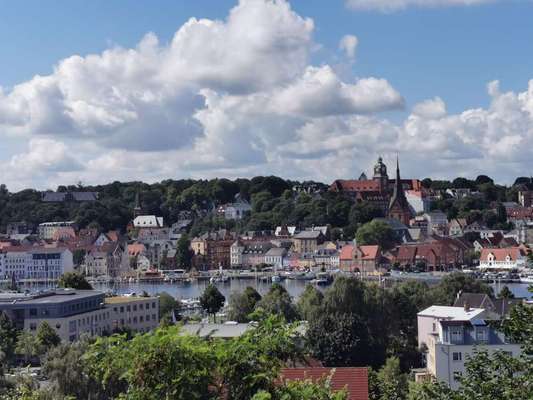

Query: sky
left=1, top=0, right=533, bottom=191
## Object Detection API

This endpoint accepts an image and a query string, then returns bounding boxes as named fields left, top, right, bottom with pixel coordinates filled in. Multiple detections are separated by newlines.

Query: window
left=476, top=328, right=488, bottom=343
left=453, top=371, right=462, bottom=381
left=452, top=352, right=462, bottom=362
left=450, top=328, right=463, bottom=343
left=29, top=323, right=37, bottom=331
left=29, top=308, right=37, bottom=316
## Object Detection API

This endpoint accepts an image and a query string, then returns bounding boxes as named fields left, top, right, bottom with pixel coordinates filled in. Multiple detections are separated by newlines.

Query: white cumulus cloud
left=339, top=35, right=359, bottom=59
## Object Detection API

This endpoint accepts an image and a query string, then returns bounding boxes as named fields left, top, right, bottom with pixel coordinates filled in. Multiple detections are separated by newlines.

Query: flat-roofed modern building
left=0, top=289, right=159, bottom=342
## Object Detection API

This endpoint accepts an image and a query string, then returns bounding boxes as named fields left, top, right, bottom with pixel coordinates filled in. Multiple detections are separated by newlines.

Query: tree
left=158, top=292, right=180, bottom=321
left=498, top=285, right=515, bottom=299
left=199, top=284, right=225, bottom=322
left=256, top=284, right=299, bottom=322
left=72, top=249, right=86, bottom=267
left=297, top=285, right=324, bottom=321
left=41, top=339, right=99, bottom=399
left=429, top=272, right=493, bottom=306
left=214, top=315, right=304, bottom=400
left=356, top=220, right=396, bottom=250
left=57, top=272, right=93, bottom=290
left=36, top=322, right=60, bottom=353
left=0, top=312, right=17, bottom=366
left=227, top=287, right=262, bottom=323
left=175, top=234, right=194, bottom=270
left=15, top=332, right=39, bottom=364
left=373, top=357, right=408, bottom=400
left=85, top=327, right=215, bottom=400
left=252, top=379, right=347, bottom=400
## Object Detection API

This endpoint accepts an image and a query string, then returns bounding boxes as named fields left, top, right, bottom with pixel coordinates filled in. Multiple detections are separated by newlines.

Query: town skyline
left=1, top=0, right=533, bottom=190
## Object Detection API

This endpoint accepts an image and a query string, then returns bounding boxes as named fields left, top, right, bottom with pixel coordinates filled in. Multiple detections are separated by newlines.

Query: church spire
left=133, top=190, right=142, bottom=217
left=388, top=155, right=411, bottom=224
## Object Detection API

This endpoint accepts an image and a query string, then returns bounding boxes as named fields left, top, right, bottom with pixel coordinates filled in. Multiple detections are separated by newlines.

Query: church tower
left=388, top=157, right=412, bottom=225
left=372, top=156, right=388, bottom=193
left=133, top=190, right=143, bottom=218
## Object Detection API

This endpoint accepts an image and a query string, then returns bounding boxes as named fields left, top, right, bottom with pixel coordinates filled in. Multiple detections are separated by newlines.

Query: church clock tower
left=372, top=156, right=388, bottom=193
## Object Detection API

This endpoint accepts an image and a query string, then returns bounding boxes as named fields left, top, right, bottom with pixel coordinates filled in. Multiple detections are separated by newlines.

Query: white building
left=406, top=190, right=431, bottom=214
left=264, top=247, right=288, bottom=269
left=133, top=215, right=164, bottom=228
left=0, top=247, right=74, bottom=281
left=417, top=305, right=522, bottom=390
left=478, top=247, right=527, bottom=270
left=38, top=221, right=76, bottom=240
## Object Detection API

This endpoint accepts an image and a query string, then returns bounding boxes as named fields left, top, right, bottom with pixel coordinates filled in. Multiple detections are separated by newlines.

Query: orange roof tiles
left=280, top=367, right=369, bottom=400
left=340, top=245, right=354, bottom=261
left=480, top=247, right=524, bottom=262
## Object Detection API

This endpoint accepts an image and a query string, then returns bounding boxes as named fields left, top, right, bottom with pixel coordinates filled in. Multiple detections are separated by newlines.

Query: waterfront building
left=0, top=289, right=159, bottom=342
left=478, top=247, right=527, bottom=270
left=0, top=247, right=74, bottom=281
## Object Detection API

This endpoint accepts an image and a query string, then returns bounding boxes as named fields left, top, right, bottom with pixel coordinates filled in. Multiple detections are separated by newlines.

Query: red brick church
left=330, top=156, right=418, bottom=225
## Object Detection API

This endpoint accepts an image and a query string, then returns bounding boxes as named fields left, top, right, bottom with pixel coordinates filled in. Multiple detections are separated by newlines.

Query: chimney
left=464, top=301, right=470, bottom=312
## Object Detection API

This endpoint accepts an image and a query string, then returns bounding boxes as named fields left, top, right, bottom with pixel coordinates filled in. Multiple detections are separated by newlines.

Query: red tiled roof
left=340, top=245, right=354, bottom=261
left=280, top=367, right=369, bottom=400
left=480, top=247, right=524, bottom=262
left=128, top=243, right=146, bottom=256
left=358, top=245, right=379, bottom=260
left=332, top=180, right=381, bottom=192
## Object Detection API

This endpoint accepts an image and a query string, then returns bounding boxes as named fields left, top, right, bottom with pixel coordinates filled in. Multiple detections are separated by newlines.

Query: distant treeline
left=0, top=174, right=529, bottom=236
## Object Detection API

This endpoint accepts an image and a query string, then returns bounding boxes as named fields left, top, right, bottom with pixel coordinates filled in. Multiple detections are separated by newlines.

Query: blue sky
left=2, top=1, right=531, bottom=112
left=1, top=0, right=533, bottom=189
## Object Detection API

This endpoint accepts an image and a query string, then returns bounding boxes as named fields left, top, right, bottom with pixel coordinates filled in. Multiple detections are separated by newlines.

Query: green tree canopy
left=355, top=220, right=396, bottom=250
left=36, top=322, right=61, bottom=353
left=57, top=272, right=93, bottom=290
left=227, top=287, right=262, bottom=323
left=256, top=283, right=299, bottom=322
left=200, top=284, right=226, bottom=322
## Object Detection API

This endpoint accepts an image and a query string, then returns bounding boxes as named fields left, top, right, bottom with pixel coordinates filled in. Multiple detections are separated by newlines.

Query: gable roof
left=340, top=245, right=354, bottom=261
left=331, top=179, right=381, bottom=193
left=480, top=247, right=524, bottom=262
left=293, top=230, right=323, bottom=240
left=356, top=245, right=380, bottom=260
left=453, top=292, right=523, bottom=318
left=280, top=367, right=369, bottom=400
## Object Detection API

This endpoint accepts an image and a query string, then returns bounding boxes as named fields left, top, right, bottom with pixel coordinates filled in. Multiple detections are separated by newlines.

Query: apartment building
left=0, top=247, right=74, bottom=280
left=417, top=305, right=522, bottom=390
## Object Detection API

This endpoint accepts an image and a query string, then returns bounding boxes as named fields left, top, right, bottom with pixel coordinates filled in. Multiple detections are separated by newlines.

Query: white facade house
left=264, top=247, right=288, bottom=269
left=478, top=247, right=526, bottom=270
left=0, top=247, right=74, bottom=281
left=417, top=305, right=522, bottom=390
